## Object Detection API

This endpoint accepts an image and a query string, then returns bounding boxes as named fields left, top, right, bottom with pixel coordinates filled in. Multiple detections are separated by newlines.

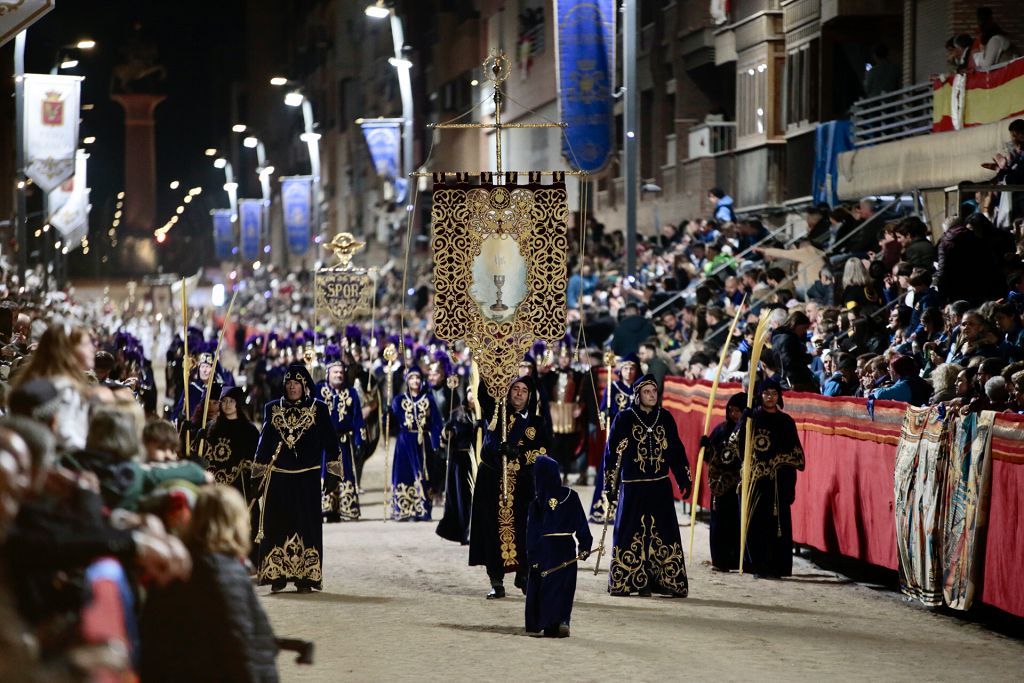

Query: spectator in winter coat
left=936, top=214, right=1008, bottom=306
left=872, top=355, right=931, bottom=406
left=610, top=303, right=656, bottom=357
left=141, top=485, right=279, bottom=683
left=896, top=218, right=937, bottom=272
left=770, top=311, right=818, bottom=392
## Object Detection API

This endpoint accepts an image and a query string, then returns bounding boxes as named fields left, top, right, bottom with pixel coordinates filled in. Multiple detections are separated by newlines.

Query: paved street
left=260, top=451, right=1023, bottom=682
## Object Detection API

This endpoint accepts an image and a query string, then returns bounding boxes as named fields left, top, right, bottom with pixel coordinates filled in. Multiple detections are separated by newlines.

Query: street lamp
left=365, top=3, right=414, bottom=195
left=283, top=91, right=304, bottom=108
left=50, top=39, right=95, bottom=75
left=231, top=124, right=247, bottom=133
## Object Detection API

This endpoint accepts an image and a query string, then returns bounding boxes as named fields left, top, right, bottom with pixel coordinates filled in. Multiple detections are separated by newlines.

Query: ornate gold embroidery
left=615, top=391, right=630, bottom=410
left=631, top=424, right=667, bottom=473
left=388, top=481, right=428, bottom=521
left=400, top=395, right=429, bottom=432
left=325, top=479, right=360, bottom=521
left=608, top=515, right=688, bottom=596
left=498, top=458, right=522, bottom=567
left=209, top=463, right=245, bottom=485
left=431, top=182, right=568, bottom=401
left=270, top=403, right=317, bottom=450
left=325, top=461, right=343, bottom=477
left=208, top=437, right=231, bottom=463
left=525, top=426, right=537, bottom=440
left=523, top=446, right=547, bottom=465
left=548, top=497, right=558, bottom=510
left=259, top=533, right=322, bottom=584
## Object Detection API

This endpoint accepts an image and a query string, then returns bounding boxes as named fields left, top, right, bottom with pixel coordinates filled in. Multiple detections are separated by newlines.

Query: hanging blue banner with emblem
left=281, top=175, right=312, bottom=256
left=555, top=0, right=616, bottom=173
left=360, top=119, right=407, bottom=203
left=211, top=209, right=233, bottom=261
left=239, top=199, right=263, bottom=261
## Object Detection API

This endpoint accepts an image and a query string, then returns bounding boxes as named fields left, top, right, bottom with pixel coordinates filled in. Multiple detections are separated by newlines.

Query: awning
left=836, top=120, right=1008, bottom=199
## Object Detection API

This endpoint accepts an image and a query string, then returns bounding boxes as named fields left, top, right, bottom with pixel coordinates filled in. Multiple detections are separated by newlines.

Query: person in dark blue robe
left=604, top=374, right=691, bottom=597
left=252, top=363, right=338, bottom=593
left=734, top=379, right=805, bottom=578
left=317, top=350, right=365, bottom=522
left=703, top=391, right=746, bottom=571
left=204, top=386, right=258, bottom=496
left=525, top=455, right=592, bottom=637
left=469, top=375, right=551, bottom=599
left=590, top=354, right=639, bottom=523
left=170, top=351, right=215, bottom=424
left=388, top=367, right=441, bottom=521
left=435, top=387, right=476, bottom=545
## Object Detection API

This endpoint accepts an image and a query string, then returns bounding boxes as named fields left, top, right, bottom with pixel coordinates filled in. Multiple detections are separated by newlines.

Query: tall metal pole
left=623, top=0, right=638, bottom=278
left=14, top=31, right=28, bottom=289
left=300, top=98, right=322, bottom=261
left=389, top=12, right=414, bottom=190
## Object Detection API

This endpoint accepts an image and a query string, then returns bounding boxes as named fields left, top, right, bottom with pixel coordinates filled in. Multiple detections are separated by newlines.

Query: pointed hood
left=533, top=454, right=563, bottom=509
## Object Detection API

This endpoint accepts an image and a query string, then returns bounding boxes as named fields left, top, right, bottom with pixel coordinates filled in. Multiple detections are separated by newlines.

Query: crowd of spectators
left=0, top=295, right=282, bottom=681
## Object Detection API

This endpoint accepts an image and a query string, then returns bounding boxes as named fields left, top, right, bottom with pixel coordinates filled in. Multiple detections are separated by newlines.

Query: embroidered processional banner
left=431, top=172, right=568, bottom=398
left=941, top=410, right=994, bottom=611
left=315, top=232, right=373, bottom=324
left=893, top=405, right=948, bottom=606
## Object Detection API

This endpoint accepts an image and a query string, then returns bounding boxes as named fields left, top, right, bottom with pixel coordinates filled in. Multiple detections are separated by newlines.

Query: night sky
left=19, top=1, right=245, bottom=273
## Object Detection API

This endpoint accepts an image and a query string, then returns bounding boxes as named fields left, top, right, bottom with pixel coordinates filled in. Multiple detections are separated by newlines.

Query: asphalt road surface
left=260, top=450, right=1023, bottom=682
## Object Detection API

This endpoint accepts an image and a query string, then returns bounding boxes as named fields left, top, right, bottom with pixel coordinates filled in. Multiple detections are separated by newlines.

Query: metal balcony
left=850, top=82, right=933, bottom=148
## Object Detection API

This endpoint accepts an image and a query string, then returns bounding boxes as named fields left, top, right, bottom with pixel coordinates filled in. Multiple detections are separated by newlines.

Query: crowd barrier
left=661, top=377, right=1024, bottom=619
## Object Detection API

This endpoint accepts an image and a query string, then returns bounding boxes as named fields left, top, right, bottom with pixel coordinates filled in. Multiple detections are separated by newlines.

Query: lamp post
left=365, top=1, right=414, bottom=192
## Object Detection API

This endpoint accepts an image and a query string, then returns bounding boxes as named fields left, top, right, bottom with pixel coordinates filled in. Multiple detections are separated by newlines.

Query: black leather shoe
left=270, top=580, right=288, bottom=593
left=486, top=586, right=506, bottom=599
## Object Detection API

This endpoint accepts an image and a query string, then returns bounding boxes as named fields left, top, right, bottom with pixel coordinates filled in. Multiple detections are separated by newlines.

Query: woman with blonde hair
left=929, top=363, right=963, bottom=405
left=8, top=322, right=96, bottom=450
left=141, top=485, right=279, bottom=682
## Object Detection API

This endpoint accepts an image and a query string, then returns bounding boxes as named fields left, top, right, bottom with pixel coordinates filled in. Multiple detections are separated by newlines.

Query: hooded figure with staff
left=252, top=363, right=338, bottom=594
left=524, top=454, right=592, bottom=637
left=469, top=374, right=551, bottom=599
left=735, top=378, right=805, bottom=578
left=589, top=353, right=639, bottom=523
left=317, top=344, right=365, bottom=523
left=388, top=366, right=441, bottom=521
left=601, top=374, right=691, bottom=597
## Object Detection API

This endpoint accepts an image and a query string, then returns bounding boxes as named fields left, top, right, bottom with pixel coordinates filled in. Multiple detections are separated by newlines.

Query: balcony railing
left=850, top=82, right=933, bottom=148
left=687, top=121, right=737, bottom=159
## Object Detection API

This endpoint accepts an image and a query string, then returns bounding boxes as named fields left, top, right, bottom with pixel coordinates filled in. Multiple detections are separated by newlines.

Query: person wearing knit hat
left=703, top=392, right=747, bottom=571
left=603, top=373, right=691, bottom=597
left=387, top=366, right=441, bottom=521
left=589, top=353, right=640, bottom=523
left=252, top=362, right=338, bottom=594
left=316, top=348, right=365, bottom=523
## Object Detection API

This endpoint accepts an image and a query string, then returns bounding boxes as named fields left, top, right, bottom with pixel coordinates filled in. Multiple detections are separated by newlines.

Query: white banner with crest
left=23, top=73, right=82, bottom=192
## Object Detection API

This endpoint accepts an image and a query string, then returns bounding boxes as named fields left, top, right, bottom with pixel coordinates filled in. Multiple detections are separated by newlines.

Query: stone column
left=112, top=93, right=165, bottom=274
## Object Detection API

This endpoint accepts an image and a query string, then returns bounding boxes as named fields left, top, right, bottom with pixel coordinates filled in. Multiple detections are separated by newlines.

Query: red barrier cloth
left=978, top=414, right=1024, bottom=617
left=661, top=378, right=1024, bottom=617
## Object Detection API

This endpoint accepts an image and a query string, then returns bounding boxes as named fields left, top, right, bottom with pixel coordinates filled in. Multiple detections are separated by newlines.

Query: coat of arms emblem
left=42, top=91, right=64, bottom=126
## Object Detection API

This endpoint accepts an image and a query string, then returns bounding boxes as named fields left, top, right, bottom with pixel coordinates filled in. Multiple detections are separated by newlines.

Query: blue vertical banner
left=812, top=120, right=853, bottom=207
left=360, top=119, right=406, bottom=203
left=555, top=0, right=616, bottom=173
left=211, top=209, right=233, bottom=261
left=239, top=199, right=263, bottom=262
left=281, top=175, right=312, bottom=257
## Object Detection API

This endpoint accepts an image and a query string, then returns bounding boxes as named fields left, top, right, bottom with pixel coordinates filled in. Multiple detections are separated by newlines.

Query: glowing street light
left=231, top=123, right=247, bottom=133
left=243, top=136, right=258, bottom=149
left=284, top=91, right=304, bottom=107
left=388, top=57, right=412, bottom=70
left=365, top=2, right=391, bottom=19
left=60, top=59, right=79, bottom=70
left=76, top=40, right=96, bottom=50
left=269, top=76, right=288, bottom=86
left=214, top=157, right=227, bottom=169
left=169, top=180, right=180, bottom=189
left=299, top=132, right=321, bottom=143
left=204, top=148, right=218, bottom=156
left=82, top=136, right=96, bottom=144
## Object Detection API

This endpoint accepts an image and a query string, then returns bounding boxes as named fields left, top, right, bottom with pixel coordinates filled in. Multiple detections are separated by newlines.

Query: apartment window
left=785, top=40, right=819, bottom=128
left=737, top=62, right=768, bottom=138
